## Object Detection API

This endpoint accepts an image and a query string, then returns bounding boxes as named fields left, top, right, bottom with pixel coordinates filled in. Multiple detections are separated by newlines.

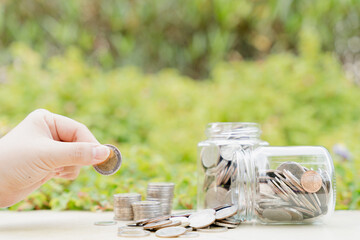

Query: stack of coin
left=147, top=182, right=175, bottom=215
left=113, top=193, right=141, bottom=221
left=256, top=162, right=331, bottom=222
left=132, top=201, right=162, bottom=221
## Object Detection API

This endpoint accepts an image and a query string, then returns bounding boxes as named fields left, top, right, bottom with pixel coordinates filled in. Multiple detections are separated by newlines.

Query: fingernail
left=92, top=145, right=110, bottom=163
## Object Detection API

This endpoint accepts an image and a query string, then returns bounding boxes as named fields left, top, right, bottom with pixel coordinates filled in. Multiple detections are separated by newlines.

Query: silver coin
left=220, top=145, right=240, bottom=161
left=126, top=222, right=142, bottom=227
left=171, top=211, right=194, bottom=218
left=223, top=163, right=235, bottom=184
left=293, top=206, right=315, bottom=217
left=189, top=209, right=215, bottom=220
left=283, top=207, right=303, bottom=221
left=155, top=226, right=187, bottom=238
left=170, top=217, right=190, bottom=227
left=298, top=193, right=317, bottom=212
left=318, top=168, right=331, bottom=192
left=145, top=215, right=171, bottom=224
left=214, top=160, right=228, bottom=174
left=277, top=162, right=305, bottom=180
left=216, top=166, right=229, bottom=186
left=201, top=144, right=220, bottom=168
left=213, top=204, right=231, bottom=211
left=217, top=218, right=241, bottom=225
left=316, top=185, right=329, bottom=207
left=94, top=221, right=117, bottom=226
left=259, top=183, right=275, bottom=196
left=197, top=226, right=228, bottom=232
left=283, top=170, right=305, bottom=193
left=214, top=221, right=238, bottom=229
left=154, top=220, right=182, bottom=230
left=143, top=220, right=172, bottom=230
left=93, top=144, right=122, bottom=175
left=215, top=205, right=237, bottom=220
left=189, top=213, right=215, bottom=229
left=262, top=208, right=292, bottom=221
left=205, top=187, right=229, bottom=208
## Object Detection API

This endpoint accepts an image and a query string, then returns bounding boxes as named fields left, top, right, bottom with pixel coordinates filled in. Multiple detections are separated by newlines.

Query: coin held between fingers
left=92, top=145, right=111, bottom=163
left=93, top=144, right=122, bottom=175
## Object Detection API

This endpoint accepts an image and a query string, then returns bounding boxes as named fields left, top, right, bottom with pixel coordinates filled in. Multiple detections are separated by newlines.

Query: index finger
left=44, top=112, right=99, bottom=144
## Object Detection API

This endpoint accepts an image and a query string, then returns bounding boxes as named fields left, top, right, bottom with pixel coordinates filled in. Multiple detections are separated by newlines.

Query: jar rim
left=205, top=122, right=261, bottom=139
left=207, top=122, right=260, bottom=127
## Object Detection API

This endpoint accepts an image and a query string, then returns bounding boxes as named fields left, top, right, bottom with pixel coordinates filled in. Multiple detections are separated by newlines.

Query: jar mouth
left=205, top=122, right=261, bottom=139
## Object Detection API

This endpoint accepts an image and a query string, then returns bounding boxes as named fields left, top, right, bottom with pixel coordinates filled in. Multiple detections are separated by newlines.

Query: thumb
left=45, top=141, right=110, bottom=168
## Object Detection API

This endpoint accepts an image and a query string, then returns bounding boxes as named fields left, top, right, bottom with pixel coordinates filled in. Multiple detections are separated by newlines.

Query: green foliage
left=0, top=0, right=359, bottom=78
left=0, top=42, right=359, bottom=211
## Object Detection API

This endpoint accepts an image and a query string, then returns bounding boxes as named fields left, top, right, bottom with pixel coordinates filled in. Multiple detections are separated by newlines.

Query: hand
left=0, top=109, right=110, bottom=207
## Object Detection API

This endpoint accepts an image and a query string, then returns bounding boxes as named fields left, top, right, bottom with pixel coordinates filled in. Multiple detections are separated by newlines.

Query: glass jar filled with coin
left=197, top=122, right=335, bottom=224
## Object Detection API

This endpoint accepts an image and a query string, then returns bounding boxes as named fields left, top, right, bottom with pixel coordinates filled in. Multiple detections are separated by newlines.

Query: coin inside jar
left=301, top=170, right=322, bottom=193
left=93, top=144, right=122, bottom=175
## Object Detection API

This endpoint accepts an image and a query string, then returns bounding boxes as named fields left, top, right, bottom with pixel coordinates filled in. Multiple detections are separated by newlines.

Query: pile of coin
left=132, top=201, right=162, bottom=221
left=256, top=162, right=331, bottom=223
left=147, top=182, right=175, bottom=215
left=117, top=204, right=241, bottom=238
left=113, top=193, right=141, bottom=221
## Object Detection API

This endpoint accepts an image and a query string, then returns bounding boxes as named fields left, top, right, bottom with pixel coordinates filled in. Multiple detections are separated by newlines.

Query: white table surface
left=0, top=210, right=359, bottom=240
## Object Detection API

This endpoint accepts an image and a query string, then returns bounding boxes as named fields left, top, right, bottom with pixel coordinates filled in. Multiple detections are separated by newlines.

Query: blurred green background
left=0, top=0, right=359, bottom=211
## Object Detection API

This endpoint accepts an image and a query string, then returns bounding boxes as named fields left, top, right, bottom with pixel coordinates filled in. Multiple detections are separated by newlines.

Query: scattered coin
left=145, top=215, right=171, bottom=224
left=215, top=205, right=237, bottom=220
left=126, top=222, right=139, bottom=227
left=171, top=211, right=194, bottom=218
left=155, top=220, right=182, bottom=230
left=213, top=204, right=232, bottom=211
left=217, top=218, right=241, bottom=225
left=155, top=226, right=187, bottom=238
left=94, top=144, right=122, bottom=175
left=143, top=220, right=172, bottom=230
left=94, top=221, right=117, bottom=226
left=214, top=221, right=238, bottom=229
left=301, top=170, right=322, bottom=193
left=189, top=209, right=215, bottom=220
left=170, top=217, right=190, bottom=227
left=189, top=213, right=215, bottom=229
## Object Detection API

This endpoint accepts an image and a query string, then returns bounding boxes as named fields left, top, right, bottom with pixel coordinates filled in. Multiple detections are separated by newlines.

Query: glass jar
left=197, top=122, right=335, bottom=224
